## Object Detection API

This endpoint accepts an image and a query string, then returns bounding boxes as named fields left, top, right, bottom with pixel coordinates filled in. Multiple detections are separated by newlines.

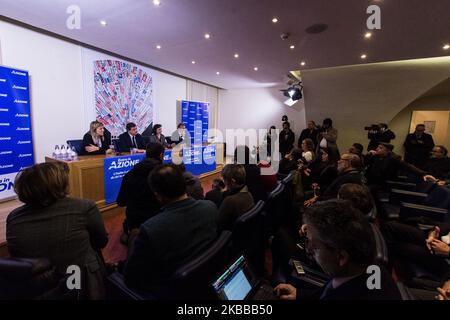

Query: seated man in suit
left=124, top=165, right=218, bottom=296
left=171, top=123, right=189, bottom=146
left=118, top=122, right=146, bottom=153
left=274, top=200, right=401, bottom=300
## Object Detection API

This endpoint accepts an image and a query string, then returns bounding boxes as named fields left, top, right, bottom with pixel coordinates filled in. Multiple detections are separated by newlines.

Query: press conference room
left=0, top=0, right=450, bottom=307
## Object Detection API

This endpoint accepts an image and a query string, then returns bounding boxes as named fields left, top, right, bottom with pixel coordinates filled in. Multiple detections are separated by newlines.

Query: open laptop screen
left=212, top=256, right=253, bottom=300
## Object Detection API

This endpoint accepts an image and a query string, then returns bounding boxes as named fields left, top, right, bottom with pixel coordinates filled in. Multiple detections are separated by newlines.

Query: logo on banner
left=108, top=158, right=141, bottom=170
left=18, top=154, right=32, bottom=158
left=0, top=93, right=7, bottom=98
left=14, top=99, right=28, bottom=104
left=0, top=177, right=14, bottom=193
left=11, top=70, right=27, bottom=76
left=15, top=113, right=29, bottom=117
left=0, top=108, right=9, bottom=112
left=0, top=151, right=12, bottom=155
left=0, top=123, right=10, bottom=126
left=0, top=79, right=6, bottom=82
left=12, top=85, right=27, bottom=90
left=16, top=127, right=30, bottom=131
left=17, top=140, right=31, bottom=144
left=0, top=137, right=12, bottom=141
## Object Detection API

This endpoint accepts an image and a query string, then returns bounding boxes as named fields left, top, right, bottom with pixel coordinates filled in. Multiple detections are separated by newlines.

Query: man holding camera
left=367, top=123, right=396, bottom=152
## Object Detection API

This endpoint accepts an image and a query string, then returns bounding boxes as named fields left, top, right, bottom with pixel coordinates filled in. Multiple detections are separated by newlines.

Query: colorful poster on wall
left=0, top=65, right=34, bottom=202
left=94, top=60, right=154, bottom=137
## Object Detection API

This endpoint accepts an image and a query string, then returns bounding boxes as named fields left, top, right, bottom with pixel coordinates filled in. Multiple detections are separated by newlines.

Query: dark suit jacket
left=116, top=158, right=162, bottom=229
left=149, top=134, right=169, bottom=148
left=404, top=132, right=435, bottom=167
left=124, top=198, right=218, bottom=295
left=279, top=129, right=295, bottom=156
left=7, top=197, right=108, bottom=299
left=321, top=170, right=366, bottom=200
left=298, top=267, right=401, bottom=300
left=81, top=132, right=111, bottom=155
left=118, top=132, right=145, bottom=152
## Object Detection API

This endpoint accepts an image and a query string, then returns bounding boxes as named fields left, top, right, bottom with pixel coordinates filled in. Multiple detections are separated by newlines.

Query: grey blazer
left=149, top=134, right=169, bottom=147
left=7, top=197, right=108, bottom=299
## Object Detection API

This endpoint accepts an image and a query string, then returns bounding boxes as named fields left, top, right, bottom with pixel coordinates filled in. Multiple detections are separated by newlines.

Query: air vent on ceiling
left=305, top=23, right=328, bottom=34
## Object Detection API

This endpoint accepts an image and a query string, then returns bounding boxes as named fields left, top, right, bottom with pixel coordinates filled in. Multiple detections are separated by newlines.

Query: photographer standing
left=367, top=123, right=396, bottom=151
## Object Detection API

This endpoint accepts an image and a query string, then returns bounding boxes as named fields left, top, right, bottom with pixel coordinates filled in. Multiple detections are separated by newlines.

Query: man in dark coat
left=404, top=124, right=435, bottom=169
left=279, top=121, right=295, bottom=157
left=116, top=143, right=164, bottom=231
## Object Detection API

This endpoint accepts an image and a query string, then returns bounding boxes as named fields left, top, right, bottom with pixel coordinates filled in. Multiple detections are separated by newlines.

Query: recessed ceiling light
left=290, top=45, right=295, bottom=50
left=361, top=54, right=367, bottom=59
left=272, top=17, right=279, bottom=23
left=191, top=60, right=196, bottom=64
left=300, top=61, right=306, bottom=66
left=100, top=20, right=107, bottom=26
left=254, top=67, right=258, bottom=71
left=365, top=32, right=372, bottom=39
left=216, top=71, right=220, bottom=75
left=153, top=0, right=161, bottom=6
left=234, top=53, right=239, bottom=58
left=444, top=44, right=450, bottom=50
left=156, top=45, right=161, bottom=49
left=204, top=33, right=211, bottom=39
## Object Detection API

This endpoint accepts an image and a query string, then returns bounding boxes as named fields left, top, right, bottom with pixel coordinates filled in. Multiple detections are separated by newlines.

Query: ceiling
left=0, top=0, right=449, bottom=89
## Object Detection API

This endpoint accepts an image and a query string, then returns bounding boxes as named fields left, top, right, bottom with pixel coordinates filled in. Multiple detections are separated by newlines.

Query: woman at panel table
left=82, top=121, right=113, bottom=155
left=149, top=124, right=170, bottom=148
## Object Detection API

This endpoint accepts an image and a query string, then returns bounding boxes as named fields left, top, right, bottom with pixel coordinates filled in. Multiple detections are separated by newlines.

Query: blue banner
left=0, top=65, right=34, bottom=201
left=104, top=146, right=216, bottom=204
left=104, top=154, right=145, bottom=204
left=181, top=100, right=209, bottom=145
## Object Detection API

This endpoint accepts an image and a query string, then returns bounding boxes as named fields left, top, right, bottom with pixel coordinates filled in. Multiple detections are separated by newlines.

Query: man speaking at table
left=118, top=122, right=146, bottom=153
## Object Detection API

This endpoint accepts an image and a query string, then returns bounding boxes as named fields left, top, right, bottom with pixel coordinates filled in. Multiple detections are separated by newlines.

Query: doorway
left=409, top=110, right=450, bottom=147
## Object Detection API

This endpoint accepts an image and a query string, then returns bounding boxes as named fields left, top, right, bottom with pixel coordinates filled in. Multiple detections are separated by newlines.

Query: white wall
left=0, top=20, right=196, bottom=162
left=0, top=20, right=84, bottom=163
left=218, top=87, right=306, bottom=155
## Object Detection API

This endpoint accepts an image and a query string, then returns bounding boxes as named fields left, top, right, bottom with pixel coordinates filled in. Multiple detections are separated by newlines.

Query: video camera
left=364, top=124, right=380, bottom=131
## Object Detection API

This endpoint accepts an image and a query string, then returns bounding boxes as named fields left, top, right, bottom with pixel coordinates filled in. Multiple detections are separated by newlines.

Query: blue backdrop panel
left=0, top=66, right=34, bottom=201
left=181, top=100, right=209, bottom=145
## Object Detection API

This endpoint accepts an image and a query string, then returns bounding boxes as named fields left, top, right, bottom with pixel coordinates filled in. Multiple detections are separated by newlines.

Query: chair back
left=66, top=139, right=83, bottom=154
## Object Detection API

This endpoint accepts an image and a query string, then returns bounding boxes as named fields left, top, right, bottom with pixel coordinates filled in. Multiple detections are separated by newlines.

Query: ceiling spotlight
left=216, top=71, right=220, bottom=75
left=272, top=17, right=279, bottom=23
left=361, top=54, right=367, bottom=59
left=281, top=83, right=303, bottom=101
left=290, top=45, right=295, bottom=50
left=443, top=44, right=450, bottom=50
left=254, top=67, right=258, bottom=71
left=156, top=45, right=161, bottom=49
left=100, top=20, right=107, bottom=26
left=300, top=61, right=306, bottom=66
left=234, top=53, right=239, bottom=58
left=191, top=60, right=196, bottom=64
left=153, top=0, right=161, bottom=6
left=364, top=32, right=372, bottom=39
left=204, top=33, right=211, bottom=39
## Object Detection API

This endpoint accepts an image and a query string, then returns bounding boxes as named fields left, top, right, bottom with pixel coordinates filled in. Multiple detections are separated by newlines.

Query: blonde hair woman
left=82, top=120, right=112, bottom=155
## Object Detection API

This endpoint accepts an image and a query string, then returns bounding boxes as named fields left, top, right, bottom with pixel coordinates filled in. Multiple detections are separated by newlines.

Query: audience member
left=365, top=143, right=428, bottom=186
left=279, top=121, right=295, bottom=157
left=298, top=121, right=319, bottom=149
left=304, top=147, right=339, bottom=193
left=234, top=145, right=267, bottom=201
left=217, top=164, right=254, bottom=231
left=301, top=138, right=315, bottom=163
left=205, top=179, right=226, bottom=207
left=382, top=221, right=450, bottom=280
left=274, top=200, right=401, bottom=300
left=423, top=145, right=450, bottom=181
left=279, top=148, right=303, bottom=175
left=404, top=124, right=435, bottom=168
left=304, top=153, right=365, bottom=206
left=117, top=143, right=164, bottom=231
left=124, top=165, right=218, bottom=295
left=318, top=118, right=338, bottom=151
left=338, top=183, right=376, bottom=218
left=7, top=162, right=108, bottom=299
left=175, top=164, right=205, bottom=200
left=171, top=123, right=188, bottom=146
left=367, top=123, right=396, bottom=152
left=265, top=125, right=276, bottom=157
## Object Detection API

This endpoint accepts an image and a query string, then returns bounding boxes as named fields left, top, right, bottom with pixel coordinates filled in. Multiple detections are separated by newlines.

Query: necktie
left=132, top=136, right=137, bottom=148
